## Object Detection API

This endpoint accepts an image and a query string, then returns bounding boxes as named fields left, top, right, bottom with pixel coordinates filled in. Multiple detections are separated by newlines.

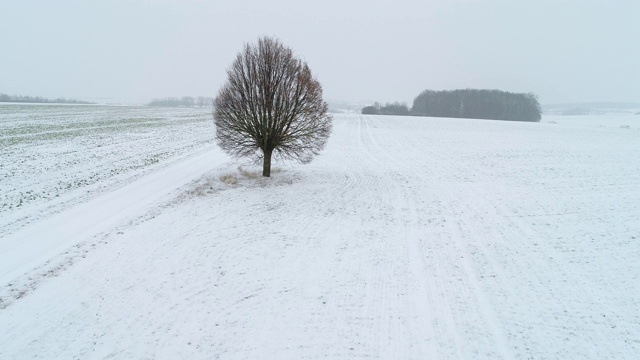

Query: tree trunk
left=262, top=148, right=272, bottom=177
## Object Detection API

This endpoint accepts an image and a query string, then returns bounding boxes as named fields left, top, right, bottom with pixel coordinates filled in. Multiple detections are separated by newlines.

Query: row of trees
left=147, top=96, right=214, bottom=108
left=0, top=93, right=93, bottom=104
left=363, top=89, right=542, bottom=122
left=361, top=102, right=409, bottom=116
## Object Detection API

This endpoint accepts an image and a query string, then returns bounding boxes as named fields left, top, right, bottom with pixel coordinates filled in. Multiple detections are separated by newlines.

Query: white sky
left=1, top=0, right=638, bottom=105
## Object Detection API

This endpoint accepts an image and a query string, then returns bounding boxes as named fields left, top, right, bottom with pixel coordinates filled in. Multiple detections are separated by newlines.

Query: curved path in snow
left=0, top=148, right=228, bottom=285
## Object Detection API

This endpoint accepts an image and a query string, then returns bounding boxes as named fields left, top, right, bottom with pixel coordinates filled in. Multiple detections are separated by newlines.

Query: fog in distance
left=1, top=0, right=637, bottom=105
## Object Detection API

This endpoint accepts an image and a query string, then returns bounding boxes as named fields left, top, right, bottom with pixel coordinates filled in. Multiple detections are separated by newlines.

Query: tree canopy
left=213, top=37, right=332, bottom=177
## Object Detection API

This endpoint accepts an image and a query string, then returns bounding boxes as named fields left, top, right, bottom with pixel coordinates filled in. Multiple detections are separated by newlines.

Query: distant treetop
left=0, top=93, right=93, bottom=105
left=147, top=97, right=214, bottom=108
left=361, top=102, right=409, bottom=116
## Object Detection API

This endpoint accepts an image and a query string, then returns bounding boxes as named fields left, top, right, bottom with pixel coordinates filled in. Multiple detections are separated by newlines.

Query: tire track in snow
left=360, top=115, right=458, bottom=357
left=402, top=126, right=515, bottom=358
left=360, top=115, right=471, bottom=358
left=436, top=185, right=514, bottom=359
left=301, top=116, right=405, bottom=357
left=366, top=115, right=484, bottom=358
left=253, top=115, right=443, bottom=357
left=361, top=115, right=517, bottom=358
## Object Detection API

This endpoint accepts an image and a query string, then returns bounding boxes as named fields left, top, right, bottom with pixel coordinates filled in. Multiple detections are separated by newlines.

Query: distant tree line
left=0, top=93, right=93, bottom=104
left=147, top=96, right=214, bottom=108
left=412, top=89, right=541, bottom=122
left=361, top=102, right=410, bottom=116
left=362, top=89, right=542, bottom=122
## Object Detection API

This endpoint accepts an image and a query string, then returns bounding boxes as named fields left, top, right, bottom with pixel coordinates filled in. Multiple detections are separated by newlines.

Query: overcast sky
left=1, top=0, right=638, bottom=105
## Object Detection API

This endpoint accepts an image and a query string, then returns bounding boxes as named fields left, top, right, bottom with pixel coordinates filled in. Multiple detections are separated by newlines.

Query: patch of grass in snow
left=220, top=173, right=239, bottom=185
left=237, top=165, right=283, bottom=179
left=174, top=165, right=295, bottom=204
left=177, top=173, right=230, bottom=199
left=238, top=166, right=261, bottom=179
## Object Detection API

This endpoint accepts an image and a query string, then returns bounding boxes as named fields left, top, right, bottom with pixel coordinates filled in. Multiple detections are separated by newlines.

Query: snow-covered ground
left=0, top=104, right=216, bottom=237
left=1, top=108, right=639, bottom=359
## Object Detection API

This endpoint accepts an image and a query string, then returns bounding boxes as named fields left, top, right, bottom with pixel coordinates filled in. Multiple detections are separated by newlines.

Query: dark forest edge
left=147, top=97, right=214, bottom=108
left=0, top=93, right=94, bottom=105
left=363, top=89, right=542, bottom=122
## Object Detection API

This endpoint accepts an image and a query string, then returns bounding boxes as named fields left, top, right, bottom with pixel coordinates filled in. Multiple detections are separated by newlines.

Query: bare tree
left=213, top=37, right=332, bottom=177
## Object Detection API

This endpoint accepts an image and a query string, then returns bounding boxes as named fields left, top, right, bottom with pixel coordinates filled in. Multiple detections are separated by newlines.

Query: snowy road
left=1, top=113, right=639, bottom=359
left=0, top=148, right=227, bottom=286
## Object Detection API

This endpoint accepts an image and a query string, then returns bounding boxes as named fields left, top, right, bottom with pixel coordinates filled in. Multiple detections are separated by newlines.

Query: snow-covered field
left=0, top=104, right=216, bottom=238
left=1, top=106, right=639, bottom=359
